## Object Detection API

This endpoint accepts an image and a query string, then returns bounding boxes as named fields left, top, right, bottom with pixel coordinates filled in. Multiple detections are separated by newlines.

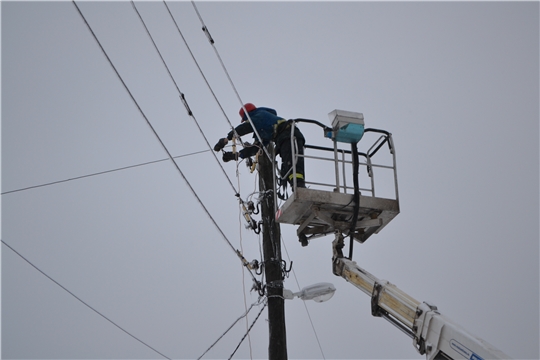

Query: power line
left=197, top=297, right=264, bottom=360
left=1, top=239, right=171, bottom=360
left=191, top=3, right=325, bottom=349
left=162, top=0, right=244, bottom=152
left=228, top=299, right=267, bottom=360
left=140, top=4, right=260, bottom=355
left=281, top=239, right=326, bottom=359
left=6, top=4, right=266, bottom=359
left=234, top=163, right=253, bottom=358
left=163, top=0, right=235, bottom=132
left=130, top=1, right=238, bottom=195
left=188, top=1, right=272, bottom=162
left=1, top=149, right=209, bottom=196
left=161, top=2, right=262, bottom=353
left=73, top=0, right=259, bottom=284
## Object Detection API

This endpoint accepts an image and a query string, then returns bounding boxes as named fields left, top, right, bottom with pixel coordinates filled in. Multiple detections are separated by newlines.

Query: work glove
left=222, top=151, right=239, bottom=162
left=214, top=137, right=228, bottom=152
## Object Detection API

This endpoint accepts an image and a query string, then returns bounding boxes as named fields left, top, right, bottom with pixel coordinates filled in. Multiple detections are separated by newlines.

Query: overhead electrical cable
left=184, top=6, right=322, bottom=357
left=188, top=1, right=272, bottom=162
left=162, top=3, right=269, bottom=353
left=72, top=0, right=259, bottom=284
left=235, top=161, right=254, bottom=359
left=130, top=8, right=262, bottom=343
left=130, top=1, right=237, bottom=195
left=197, top=297, right=264, bottom=360
left=228, top=300, right=267, bottom=360
left=281, top=239, right=326, bottom=359
left=1, top=239, right=171, bottom=360
left=1, top=149, right=210, bottom=196
left=162, top=0, right=236, bottom=133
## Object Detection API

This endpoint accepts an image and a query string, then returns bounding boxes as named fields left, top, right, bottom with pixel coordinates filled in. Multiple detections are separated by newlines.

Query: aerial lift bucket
left=275, top=110, right=400, bottom=248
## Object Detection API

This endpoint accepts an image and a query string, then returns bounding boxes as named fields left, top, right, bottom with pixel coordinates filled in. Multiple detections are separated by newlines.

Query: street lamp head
left=283, top=282, right=336, bottom=303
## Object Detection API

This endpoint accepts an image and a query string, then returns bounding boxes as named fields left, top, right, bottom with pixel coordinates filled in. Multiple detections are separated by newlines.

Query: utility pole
left=258, top=144, right=287, bottom=360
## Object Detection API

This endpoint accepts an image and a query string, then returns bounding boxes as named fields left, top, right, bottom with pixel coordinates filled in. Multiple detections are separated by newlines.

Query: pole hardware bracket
left=371, top=281, right=386, bottom=318
left=332, top=231, right=346, bottom=276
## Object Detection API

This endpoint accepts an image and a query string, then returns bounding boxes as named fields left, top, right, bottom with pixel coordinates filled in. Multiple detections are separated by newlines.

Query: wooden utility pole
left=258, top=145, right=287, bottom=360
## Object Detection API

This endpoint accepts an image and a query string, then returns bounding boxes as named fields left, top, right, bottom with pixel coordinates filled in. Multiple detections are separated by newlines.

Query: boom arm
left=332, top=234, right=510, bottom=360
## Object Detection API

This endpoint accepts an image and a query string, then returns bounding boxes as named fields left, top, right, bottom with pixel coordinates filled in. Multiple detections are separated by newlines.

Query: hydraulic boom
left=332, top=234, right=510, bottom=360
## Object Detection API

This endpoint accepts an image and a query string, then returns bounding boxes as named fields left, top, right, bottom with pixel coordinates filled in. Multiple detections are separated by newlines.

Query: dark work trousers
left=275, top=126, right=305, bottom=185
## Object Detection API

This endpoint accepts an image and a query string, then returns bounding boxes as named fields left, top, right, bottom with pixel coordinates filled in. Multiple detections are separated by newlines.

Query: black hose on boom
left=349, top=142, right=360, bottom=259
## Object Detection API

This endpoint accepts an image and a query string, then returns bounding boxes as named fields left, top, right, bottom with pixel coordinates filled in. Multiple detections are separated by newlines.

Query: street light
left=283, top=282, right=336, bottom=303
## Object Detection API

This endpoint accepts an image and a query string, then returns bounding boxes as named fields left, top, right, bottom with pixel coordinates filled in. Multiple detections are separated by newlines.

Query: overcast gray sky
left=2, top=1, right=539, bottom=359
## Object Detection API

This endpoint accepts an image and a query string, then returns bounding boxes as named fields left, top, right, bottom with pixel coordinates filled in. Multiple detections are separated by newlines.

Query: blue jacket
left=227, top=107, right=284, bottom=145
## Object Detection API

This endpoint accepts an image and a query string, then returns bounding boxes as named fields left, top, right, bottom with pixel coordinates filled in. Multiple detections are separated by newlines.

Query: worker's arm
left=227, top=122, right=253, bottom=140
left=214, top=122, right=254, bottom=152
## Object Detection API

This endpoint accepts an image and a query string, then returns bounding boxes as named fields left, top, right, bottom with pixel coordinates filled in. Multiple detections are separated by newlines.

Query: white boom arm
left=332, top=237, right=510, bottom=360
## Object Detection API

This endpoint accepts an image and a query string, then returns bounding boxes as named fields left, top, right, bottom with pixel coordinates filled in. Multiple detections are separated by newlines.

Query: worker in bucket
left=213, top=103, right=306, bottom=188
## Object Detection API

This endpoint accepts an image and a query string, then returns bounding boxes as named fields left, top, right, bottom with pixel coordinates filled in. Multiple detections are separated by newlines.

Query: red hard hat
left=239, top=103, right=257, bottom=121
